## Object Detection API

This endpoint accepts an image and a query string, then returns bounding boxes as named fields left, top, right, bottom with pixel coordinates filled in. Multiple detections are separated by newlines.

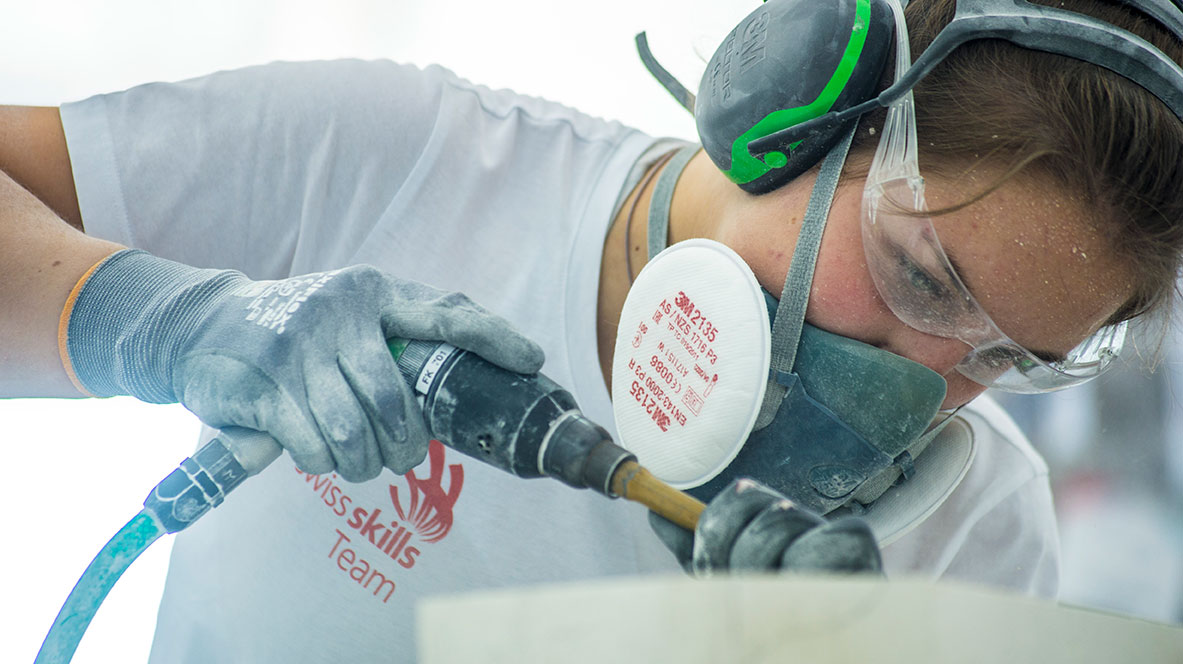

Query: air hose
left=35, top=339, right=701, bottom=664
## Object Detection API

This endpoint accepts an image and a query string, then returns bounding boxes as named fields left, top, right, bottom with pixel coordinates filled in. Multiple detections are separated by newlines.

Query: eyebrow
left=943, top=251, right=1068, bottom=365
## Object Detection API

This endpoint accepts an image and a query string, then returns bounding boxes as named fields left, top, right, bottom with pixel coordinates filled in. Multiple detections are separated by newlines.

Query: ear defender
left=643, top=0, right=1183, bottom=194
left=692, top=0, right=894, bottom=193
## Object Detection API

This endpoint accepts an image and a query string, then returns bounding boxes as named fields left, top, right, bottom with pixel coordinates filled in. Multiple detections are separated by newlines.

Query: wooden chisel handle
left=610, top=460, right=705, bottom=531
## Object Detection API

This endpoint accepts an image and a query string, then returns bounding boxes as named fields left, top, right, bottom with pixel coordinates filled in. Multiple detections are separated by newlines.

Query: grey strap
left=647, top=145, right=700, bottom=260
left=754, top=125, right=858, bottom=430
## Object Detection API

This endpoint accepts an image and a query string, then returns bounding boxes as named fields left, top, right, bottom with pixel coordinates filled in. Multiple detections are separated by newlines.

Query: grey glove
left=649, top=478, right=883, bottom=576
left=64, top=249, right=544, bottom=481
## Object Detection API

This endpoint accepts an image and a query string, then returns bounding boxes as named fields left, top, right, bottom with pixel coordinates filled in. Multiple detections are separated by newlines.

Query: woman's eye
left=980, top=346, right=1020, bottom=368
left=901, top=258, right=948, bottom=299
left=975, top=345, right=1040, bottom=372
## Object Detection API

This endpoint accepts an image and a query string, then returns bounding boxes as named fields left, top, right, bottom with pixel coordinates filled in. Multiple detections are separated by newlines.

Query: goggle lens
left=862, top=177, right=1127, bottom=394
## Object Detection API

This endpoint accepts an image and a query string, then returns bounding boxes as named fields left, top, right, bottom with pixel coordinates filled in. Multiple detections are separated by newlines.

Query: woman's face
left=722, top=169, right=1134, bottom=409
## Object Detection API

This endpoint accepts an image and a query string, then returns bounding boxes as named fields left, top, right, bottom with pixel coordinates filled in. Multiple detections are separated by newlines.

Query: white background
left=2, top=1, right=1181, bottom=663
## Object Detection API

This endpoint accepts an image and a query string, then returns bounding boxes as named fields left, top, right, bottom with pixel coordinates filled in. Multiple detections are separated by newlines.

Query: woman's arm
left=0, top=106, right=81, bottom=229
left=0, top=161, right=122, bottom=397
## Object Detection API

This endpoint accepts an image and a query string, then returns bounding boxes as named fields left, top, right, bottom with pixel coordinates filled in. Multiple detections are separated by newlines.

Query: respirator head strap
left=646, top=145, right=701, bottom=261
left=753, top=124, right=858, bottom=430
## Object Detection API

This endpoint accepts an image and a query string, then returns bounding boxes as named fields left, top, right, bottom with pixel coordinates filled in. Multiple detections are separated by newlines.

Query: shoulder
left=864, top=393, right=1048, bottom=547
left=410, top=63, right=640, bottom=148
left=879, top=395, right=1060, bottom=596
left=958, top=394, right=1049, bottom=481
left=194, top=59, right=453, bottom=129
left=63, top=59, right=457, bottom=169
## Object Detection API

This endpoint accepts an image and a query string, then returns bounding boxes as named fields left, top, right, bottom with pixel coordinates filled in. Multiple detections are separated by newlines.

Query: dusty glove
left=649, top=478, right=883, bottom=575
left=61, top=249, right=544, bottom=481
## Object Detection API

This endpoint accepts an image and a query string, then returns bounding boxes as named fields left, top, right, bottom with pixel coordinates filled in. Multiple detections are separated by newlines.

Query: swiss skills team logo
left=389, top=441, right=463, bottom=543
left=295, top=440, right=464, bottom=604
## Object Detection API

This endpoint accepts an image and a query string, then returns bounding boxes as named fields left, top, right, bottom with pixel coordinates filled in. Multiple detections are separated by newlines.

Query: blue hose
left=33, top=433, right=279, bottom=664
left=33, top=511, right=164, bottom=664
left=33, top=338, right=601, bottom=662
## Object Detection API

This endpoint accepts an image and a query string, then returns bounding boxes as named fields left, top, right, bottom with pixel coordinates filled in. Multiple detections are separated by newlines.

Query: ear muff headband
left=1116, top=0, right=1183, bottom=39
left=750, top=0, right=1183, bottom=155
left=639, top=0, right=1183, bottom=192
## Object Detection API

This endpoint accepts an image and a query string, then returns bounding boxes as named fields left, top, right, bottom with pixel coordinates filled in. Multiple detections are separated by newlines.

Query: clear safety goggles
left=858, top=0, right=1126, bottom=394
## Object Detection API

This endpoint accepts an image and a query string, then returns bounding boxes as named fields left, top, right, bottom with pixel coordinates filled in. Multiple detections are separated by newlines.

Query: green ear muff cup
left=696, top=0, right=893, bottom=194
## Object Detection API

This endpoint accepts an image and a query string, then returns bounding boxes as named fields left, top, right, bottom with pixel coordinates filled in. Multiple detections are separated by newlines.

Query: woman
left=2, top=0, right=1179, bottom=660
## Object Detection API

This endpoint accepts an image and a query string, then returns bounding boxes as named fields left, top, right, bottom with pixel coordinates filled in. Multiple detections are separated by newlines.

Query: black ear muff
left=695, top=0, right=894, bottom=193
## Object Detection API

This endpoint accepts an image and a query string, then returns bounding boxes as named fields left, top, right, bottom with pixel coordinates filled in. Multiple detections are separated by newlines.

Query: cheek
left=802, top=232, right=894, bottom=343
left=740, top=203, right=992, bottom=409
left=809, top=257, right=986, bottom=409
left=943, top=373, right=988, bottom=409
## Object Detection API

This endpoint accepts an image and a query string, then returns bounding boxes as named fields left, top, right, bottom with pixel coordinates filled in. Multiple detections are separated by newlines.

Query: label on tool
left=611, top=239, right=771, bottom=489
left=416, top=343, right=458, bottom=396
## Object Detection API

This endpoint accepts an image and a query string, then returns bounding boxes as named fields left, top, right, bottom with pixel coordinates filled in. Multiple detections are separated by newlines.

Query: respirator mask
left=619, top=0, right=1131, bottom=523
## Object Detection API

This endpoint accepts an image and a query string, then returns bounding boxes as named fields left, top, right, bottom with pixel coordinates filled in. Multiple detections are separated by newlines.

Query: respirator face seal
left=687, top=287, right=949, bottom=514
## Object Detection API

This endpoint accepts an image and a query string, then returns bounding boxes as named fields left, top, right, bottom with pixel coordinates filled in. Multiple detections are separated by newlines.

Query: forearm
left=0, top=106, right=82, bottom=229
left=0, top=167, right=122, bottom=397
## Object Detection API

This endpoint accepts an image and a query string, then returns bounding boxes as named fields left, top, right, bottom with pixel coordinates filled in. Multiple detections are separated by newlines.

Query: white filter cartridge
left=612, top=239, right=771, bottom=488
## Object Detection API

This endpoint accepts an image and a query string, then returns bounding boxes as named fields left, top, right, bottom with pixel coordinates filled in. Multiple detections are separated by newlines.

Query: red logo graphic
left=389, top=440, right=463, bottom=543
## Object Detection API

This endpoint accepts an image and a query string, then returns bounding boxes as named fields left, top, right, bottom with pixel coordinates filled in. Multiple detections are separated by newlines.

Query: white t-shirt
left=60, top=59, right=1059, bottom=662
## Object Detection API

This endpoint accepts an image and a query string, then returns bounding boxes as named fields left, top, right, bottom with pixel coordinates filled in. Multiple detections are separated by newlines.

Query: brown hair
left=847, top=0, right=1183, bottom=334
